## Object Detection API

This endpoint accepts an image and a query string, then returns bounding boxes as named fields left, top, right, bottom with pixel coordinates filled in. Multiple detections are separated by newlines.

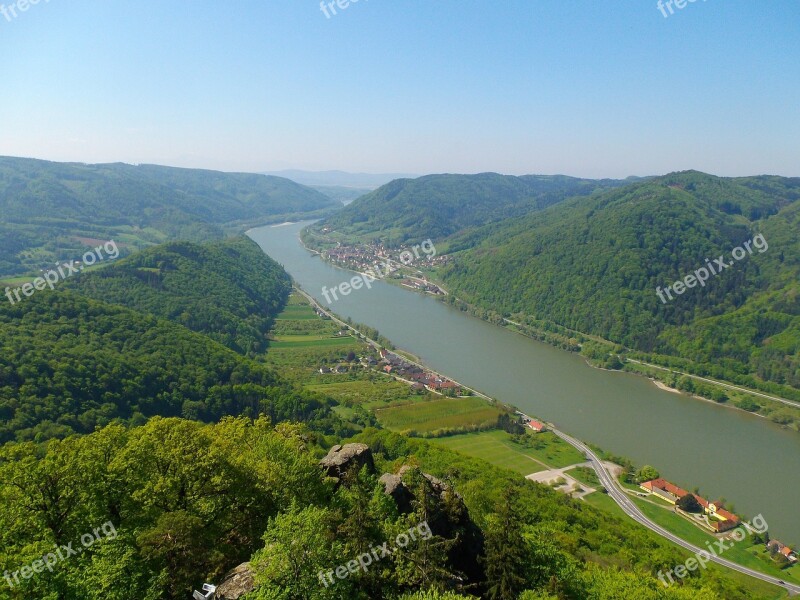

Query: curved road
left=552, top=428, right=800, bottom=597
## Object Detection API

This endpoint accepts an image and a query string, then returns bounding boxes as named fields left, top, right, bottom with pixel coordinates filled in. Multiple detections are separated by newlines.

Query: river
left=249, top=222, right=800, bottom=545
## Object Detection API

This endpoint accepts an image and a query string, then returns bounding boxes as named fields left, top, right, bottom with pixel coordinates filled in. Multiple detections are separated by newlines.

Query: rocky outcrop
left=380, top=464, right=484, bottom=588
left=379, top=465, right=458, bottom=515
left=319, top=443, right=375, bottom=479
left=215, top=563, right=255, bottom=600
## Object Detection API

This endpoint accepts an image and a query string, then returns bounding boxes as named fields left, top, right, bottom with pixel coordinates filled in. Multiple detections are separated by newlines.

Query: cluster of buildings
left=401, top=278, right=445, bottom=295
left=378, top=349, right=463, bottom=395
left=640, top=478, right=741, bottom=533
left=324, top=244, right=387, bottom=272
left=317, top=348, right=463, bottom=395
left=767, top=539, right=798, bottom=564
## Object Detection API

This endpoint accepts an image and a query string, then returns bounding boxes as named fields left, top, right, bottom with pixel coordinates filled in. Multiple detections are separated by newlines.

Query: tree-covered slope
left=67, top=237, right=290, bottom=354
left=0, top=157, right=337, bottom=276
left=442, top=171, right=799, bottom=391
left=0, top=290, right=338, bottom=443
left=311, top=173, right=632, bottom=245
left=0, top=419, right=766, bottom=600
left=0, top=236, right=343, bottom=444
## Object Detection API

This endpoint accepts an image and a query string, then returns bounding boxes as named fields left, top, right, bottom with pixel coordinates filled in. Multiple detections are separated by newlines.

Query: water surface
left=250, top=222, right=800, bottom=544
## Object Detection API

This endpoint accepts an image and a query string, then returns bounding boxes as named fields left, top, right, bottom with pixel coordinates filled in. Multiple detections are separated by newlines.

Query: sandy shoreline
left=652, top=379, right=683, bottom=395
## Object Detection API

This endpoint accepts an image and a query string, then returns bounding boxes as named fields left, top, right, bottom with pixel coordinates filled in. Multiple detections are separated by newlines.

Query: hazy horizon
left=1, top=1, right=798, bottom=179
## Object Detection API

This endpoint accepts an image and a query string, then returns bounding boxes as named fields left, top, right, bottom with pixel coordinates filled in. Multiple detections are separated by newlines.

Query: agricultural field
left=375, top=397, right=504, bottom=435
left=306, top=378, right=431, bottom=409
left=263, top=293, right=364, bottom=374
left=433, top=429, right=586, bottom=473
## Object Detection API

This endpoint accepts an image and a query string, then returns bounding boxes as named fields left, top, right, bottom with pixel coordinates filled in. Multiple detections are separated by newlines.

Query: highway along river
left=249, top=222, right=800, bottom=545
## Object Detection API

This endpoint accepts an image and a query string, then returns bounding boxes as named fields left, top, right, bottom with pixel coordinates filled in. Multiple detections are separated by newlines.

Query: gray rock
left=319, top=443, right=375, bottom=479
left=215, top=563, right=255, bottom=600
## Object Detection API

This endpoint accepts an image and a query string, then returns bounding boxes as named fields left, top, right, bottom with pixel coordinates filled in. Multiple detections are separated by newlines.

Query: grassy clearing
left=433, top=430, right=551, bottom=475
left=275, top=304, right=318, bottom=320
left=269, top=336, right=359, bottom=349
left=433, top=429, right=585, bottom=474
left=377, top=397, right=503, bottom=434
left=307, top=378, right=428, bottom=406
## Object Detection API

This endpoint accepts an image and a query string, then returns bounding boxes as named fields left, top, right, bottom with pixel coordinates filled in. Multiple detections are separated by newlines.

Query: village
left=321, top=242, right=448, bottom=295
left=318, top=342, right=467, bottom=397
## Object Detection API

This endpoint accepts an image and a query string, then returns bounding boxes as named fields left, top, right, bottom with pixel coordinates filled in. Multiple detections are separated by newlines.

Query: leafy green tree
left=636, top=465, right=660, bottom=483
left=250, top=504, right=348, bottom=600
left=677, top=494, right=703, bottom=513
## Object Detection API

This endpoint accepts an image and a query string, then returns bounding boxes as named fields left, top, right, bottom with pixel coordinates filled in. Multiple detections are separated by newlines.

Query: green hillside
left=0, top=418, right=771, bottom=600
left=0, top=239, right=336, bottom=444
left=441, top=171, right=800, bottom=395
left=0, top=157, right=338, bottom=277
left=67, top=237, right=291, bottom=354
left=310, top=173, right=632, bottom=246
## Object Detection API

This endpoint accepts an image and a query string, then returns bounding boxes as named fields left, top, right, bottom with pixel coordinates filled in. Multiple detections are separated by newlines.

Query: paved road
left=551, top=428, right=800, bottom=596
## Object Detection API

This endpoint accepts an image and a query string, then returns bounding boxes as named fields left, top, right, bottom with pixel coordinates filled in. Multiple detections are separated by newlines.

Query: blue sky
left=1, top=0, right=798, bottom=178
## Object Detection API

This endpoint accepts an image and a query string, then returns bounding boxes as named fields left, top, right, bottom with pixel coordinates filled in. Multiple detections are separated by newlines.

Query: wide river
left=250, top=222, right=800, bottom=544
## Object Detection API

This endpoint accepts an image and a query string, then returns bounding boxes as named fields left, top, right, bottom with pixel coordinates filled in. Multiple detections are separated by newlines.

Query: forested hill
left=0, top=157, right=338, bottom=276
left=310, top=172, right=632, bottom=245
left=67, top=237, right=290, bottom=354
left=0, top=238, right=339, bottom=444
left=442, top=171, right=800, bottom=394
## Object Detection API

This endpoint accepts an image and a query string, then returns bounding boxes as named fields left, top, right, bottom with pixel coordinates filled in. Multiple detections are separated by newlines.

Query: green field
left=275, top=304, right=319, bottom=320
left=269, top=336, right=358, bottom=349
left=376, top=397, right=503, bottom=434
left=433, top=429, right=586, bottom=473
left=433, top=430, right=551, bottom=475
left=307, top=379, right=430, bottom=408
left=263, top=292, right=366, bottom=373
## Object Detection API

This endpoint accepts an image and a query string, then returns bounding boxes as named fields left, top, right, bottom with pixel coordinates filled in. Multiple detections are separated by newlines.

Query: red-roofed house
left=527, top=419, right=546, bottom=433
left=780, top=546, right=797, bottom=562
left=640, top=479, right=690, bottom=503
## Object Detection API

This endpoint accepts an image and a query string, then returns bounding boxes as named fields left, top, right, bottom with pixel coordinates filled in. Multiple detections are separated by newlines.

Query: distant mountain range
left=0, top=157, right=338, bottom=276
left=263, top=169, right=418, bottom=189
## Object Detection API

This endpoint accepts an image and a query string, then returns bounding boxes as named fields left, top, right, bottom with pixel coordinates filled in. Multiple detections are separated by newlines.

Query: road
left=625, top=358, right=800, bottom=410
left=551, top=428, right=800, bottom=596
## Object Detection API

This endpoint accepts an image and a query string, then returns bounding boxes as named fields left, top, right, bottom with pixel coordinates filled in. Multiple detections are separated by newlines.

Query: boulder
left=215, top=563, right=255, bottom=600
left=319, top=443, right=375, bottom=479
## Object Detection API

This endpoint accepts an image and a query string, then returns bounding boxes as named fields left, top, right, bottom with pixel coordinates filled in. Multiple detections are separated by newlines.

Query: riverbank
left=250, top=221, right=800, bottom=550
left=451, top=292, right=800, bottom=433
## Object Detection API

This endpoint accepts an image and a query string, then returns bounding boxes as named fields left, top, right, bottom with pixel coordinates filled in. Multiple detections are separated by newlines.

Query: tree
left=250, top=504, right=348, bottom=600
left=392, top=469, right=459, bottom=593
left=677, top=494, right=702, bottom=513
left=636, top=465, right=659, bottom=483
left=483, top=486, right=529, bottom=600
left=711, top=388, right=728, bottom=403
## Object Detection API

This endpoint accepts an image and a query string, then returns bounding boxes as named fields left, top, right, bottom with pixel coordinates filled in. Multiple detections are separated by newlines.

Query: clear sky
left=1, top=0, right=798, bottom=178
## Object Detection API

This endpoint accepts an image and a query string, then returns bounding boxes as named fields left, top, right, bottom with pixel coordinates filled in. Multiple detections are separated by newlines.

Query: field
left=433, top=429, right=586, bottom=474
left=376, top=397, right=503, bottom=434
left=307, top=379, right=430, bottom=409
left=263, top=294, right=363, bottom=373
